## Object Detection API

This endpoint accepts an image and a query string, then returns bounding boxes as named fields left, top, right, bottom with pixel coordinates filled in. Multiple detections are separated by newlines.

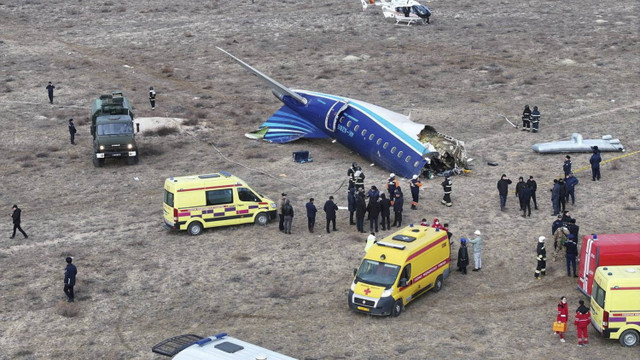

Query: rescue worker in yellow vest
left=441, top=176, right=452, bottom=207
left=409, top=175, right=422, bottom=210
left=535, top=236, right=547, bottom=279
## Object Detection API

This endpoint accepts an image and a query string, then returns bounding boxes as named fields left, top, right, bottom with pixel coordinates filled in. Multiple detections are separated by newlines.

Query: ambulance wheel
left=187, top=221, right=203, bottom=236
left=255, top=212, right=269, bottom=226
left=391, top=299, right=403, bottom=317
left=620, top=329, right=639, bottom=347
left=433, top=275, right=443, bottom=292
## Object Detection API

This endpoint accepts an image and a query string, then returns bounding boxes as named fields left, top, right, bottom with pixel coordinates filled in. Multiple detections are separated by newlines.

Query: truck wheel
left=391, top=299, right=403, bottom=317
left=433, top=275, right=443, bottom=292
left=254, top=212, right=269, bottom=226
left=620, top=329, right=639, bottom=347
left=187, top=221, right=203, bottom=236
left=93, top=157, right=104, bottom=167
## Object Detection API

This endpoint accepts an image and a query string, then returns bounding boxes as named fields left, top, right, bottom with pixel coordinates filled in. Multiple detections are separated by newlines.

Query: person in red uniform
left=431, top=218, right=444, bottom=231
left=575, top=300, right=591, bottom=346
left=556, top=296, right=569, bottom=342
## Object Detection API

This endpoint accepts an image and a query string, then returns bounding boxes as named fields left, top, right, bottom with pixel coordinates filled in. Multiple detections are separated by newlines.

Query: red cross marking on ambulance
left=364, top=288, right=371, bottom=295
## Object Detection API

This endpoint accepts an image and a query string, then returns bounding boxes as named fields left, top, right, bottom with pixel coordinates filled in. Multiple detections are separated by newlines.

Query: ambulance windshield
left=356, top=259, right=400, bottom=288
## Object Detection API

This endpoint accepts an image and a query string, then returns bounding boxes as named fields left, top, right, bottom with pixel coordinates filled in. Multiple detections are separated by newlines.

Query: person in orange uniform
left=575, top=300, right=591, bottom=346
left=556, top=296, right=569, bottom=342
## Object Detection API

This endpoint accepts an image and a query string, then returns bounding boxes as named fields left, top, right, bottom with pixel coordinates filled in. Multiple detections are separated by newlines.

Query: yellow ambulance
left=348, top=225, right=450, bottom=316
left=590, top=265, right=640, bottom=347
left=163, top=171, right=277, bottom=235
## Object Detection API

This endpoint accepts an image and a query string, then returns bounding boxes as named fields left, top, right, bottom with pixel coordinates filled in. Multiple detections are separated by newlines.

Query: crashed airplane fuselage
left=218, top=48, right=469, bottom=179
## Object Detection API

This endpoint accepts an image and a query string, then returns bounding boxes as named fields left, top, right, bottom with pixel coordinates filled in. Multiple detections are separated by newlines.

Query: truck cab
left=91, top=91, right=138, bottom=167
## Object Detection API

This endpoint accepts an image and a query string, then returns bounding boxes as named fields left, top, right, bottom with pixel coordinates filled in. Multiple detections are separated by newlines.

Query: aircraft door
left=325, top=100, right=349, bottom=132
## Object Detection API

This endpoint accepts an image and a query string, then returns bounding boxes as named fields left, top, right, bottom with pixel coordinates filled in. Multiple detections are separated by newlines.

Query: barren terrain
left=1, top=0, right=639, bottom=359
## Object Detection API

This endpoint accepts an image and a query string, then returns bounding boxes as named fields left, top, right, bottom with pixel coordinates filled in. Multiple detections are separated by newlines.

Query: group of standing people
left=521, top=105, right=541, bottom=133
left=497, top=174, right=538, bottom=216
left=556, top=296, right=591, bottom=346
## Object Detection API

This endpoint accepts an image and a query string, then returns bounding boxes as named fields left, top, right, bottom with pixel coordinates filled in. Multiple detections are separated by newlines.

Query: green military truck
left=90, top=91, right=138, bottom=167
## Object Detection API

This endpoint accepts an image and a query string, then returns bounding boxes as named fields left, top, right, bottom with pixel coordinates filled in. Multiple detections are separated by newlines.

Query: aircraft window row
left=369, top=134, right=375, bottom=141
left=361, top=129, right=367, bottom=136
left=406, top=155, right=411, bottom=163
left=347, top=120, right=352, bottom=127
left=414, top=160, right=420, bottom=167
left=383, top=142, right=389, bottom=149
left=397, top=150, right=403, bottom=158
left=354, top=125, right=360, bottom=131
left=376, top=138, right=382, bottom=145
left=391, top=146, right=397, bottom=154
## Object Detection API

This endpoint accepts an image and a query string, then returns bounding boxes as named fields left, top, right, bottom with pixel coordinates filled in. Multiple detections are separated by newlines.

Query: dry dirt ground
left=1, top=0, right=639, bottom=359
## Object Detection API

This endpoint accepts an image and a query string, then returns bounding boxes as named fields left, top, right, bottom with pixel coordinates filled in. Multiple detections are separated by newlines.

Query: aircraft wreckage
left=218, top=47, right=471, bottom=179
left=532, top=133, right=625, bottom=153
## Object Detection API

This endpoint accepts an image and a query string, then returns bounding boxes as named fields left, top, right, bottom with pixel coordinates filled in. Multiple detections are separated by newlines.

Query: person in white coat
left=468, top=230, right=483, bottom=271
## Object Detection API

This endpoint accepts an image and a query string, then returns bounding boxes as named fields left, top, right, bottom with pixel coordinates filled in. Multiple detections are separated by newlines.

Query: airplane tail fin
left=245, top=105, right=329, bottom=144
left=217, top=47, right=308, bottom=105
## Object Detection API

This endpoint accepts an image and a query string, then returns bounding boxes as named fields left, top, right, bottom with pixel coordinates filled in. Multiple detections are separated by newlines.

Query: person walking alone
left=64, top=257, right=77, bottom=302
left=46, top=81, right=55, bottom=104
left=282, top=199, right=294, bottom=234
left=323, top=196, right=338, bottom=233
left=590, top=146, right=602, bottom=181
left=149, top=86, right=156, bottom=110
left=575, top=300, right=591, bottom=346
left=556, top=296, right=569, bottom=342
left=468, top=230, right=483, bottom=271
left=535, top=236, right=547, bottom=279
left=441, top=176, right=452, bottom=207
left=457, top=238, right=469, bottom=274
left=68, top=119, right=77, bottom=145
left=497, top=175, right=512, bottom=211
left=10, top=204, right=28, bottom=239
left=306, top=198, right=317, bottom=233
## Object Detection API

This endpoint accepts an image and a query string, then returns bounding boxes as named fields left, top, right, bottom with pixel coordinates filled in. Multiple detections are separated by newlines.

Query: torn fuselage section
left=418, top=125, right=471, bottom=178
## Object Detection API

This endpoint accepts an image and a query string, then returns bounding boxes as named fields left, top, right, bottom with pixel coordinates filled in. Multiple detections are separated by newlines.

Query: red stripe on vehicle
left=399, top=258, right=450, bottom=292
left=406, top=235, right=448, bottom=263
left=236, top=209, right=249, bottom=214
left=177, top=184, right=240, bottom=192
left=610, top=287, right=640, bottom=290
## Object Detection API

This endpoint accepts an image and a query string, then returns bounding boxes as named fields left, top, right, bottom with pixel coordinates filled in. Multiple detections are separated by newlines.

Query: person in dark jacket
left=379, top=193, right=391, bottom=230
left=551, top=179, right=561, bottom=216
left=530, top=106, right=541, bottom=133
left=46, top=81, right=55, bottom=104
left=563, top=155, right=572, bottom=177
left=457, top=238, right=469, bottom=274
left=64, top=257, right=77, bottom=302
left=515, top=177, right=526, bottom=211
left=10, top=204, right=28, bottom=239
left=347, top=188, right=356, bottom=225
left=564, top=173, right=579, bottom=205
left=566, top=219, right=580, bottom=245
left=565, top=234, right=578, bottom=277
left=367, top=185, right=380, bottom=202
left=277, top=193, right=287, bottom=232
left=355, top=193, right=366, bottom=233
left=561, top=210, right=573, bottom=225
left=590, top=146, right=602, bottom=181
left=520, top=183, right=532, bottom=217
left=552, top=214, right=564, bottom=235
left=68, top=118, right=77, bottom=145
left=392, top=191, right=404, bottom=227
left=409, top=175, right=422, bottom=209
left=527, top=176, right=538, bottom=210
left=387, top=173, right=399, bottom=203
left=441, top=176, right=452, bottom=207
left=367, top=195, right=380, bottom=233
left=558, top=179, right=567, bottom=213
left=575, top=300, right=591, bottom=346
left=521, top=105, right=531, bottom=131
left=323, top=196, right=338, bottom=233
left=354, top=167, right=365, bottom=191
left=306, top=198, right=317, bottom=233
left=535, top=236, right=547, bottom=279
left=149, top=86, right=156, bottom=110
left=282, top=199, right=294, bottom=234
left=497, top=174, right=512, bottom=211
